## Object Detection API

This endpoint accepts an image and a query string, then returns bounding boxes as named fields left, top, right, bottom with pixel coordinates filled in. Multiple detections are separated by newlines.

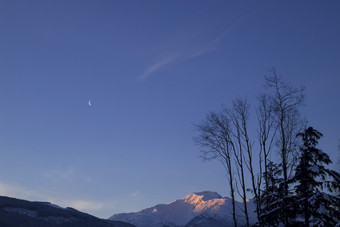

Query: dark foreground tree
left=228, top=99, right=252, bottom=227
left=293, top=127, right=340, bottom=226
left=194, top=111, right=238, bottom=227
left=265, top=70, right=305, bottom=226
left=195, top=99, right=259, bottom=227
left=259, top=161, right=283, bottom=226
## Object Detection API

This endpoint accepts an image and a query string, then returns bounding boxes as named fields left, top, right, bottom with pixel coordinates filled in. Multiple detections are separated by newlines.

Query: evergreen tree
left=259, top=161, right=298, bottom=226
left=259, top=161, right=284, bottom=226
left=293, top=127, right=340, bottom=226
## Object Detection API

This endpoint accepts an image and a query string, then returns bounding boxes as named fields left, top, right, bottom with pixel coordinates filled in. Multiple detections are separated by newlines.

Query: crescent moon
left=88, top=100, right=92, bottom=106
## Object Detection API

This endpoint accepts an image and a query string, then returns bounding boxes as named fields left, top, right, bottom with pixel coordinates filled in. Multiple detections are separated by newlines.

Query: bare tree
left=195, top=99, right=256, bottom=227
left=227, top=99, right=251, bottom=227
left=257, top=94, right=276, bottom=192
left=265, top=69, right=305, bottom=226
left=256, top=94, right=277, bottom=226
left=194, top=111, right=238, bottom=227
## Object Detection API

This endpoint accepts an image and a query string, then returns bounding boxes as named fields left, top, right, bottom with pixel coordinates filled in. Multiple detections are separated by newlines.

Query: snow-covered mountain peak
left=184, top=191, right=222, bottom=204
left=109, top=191, right=257, bottom=227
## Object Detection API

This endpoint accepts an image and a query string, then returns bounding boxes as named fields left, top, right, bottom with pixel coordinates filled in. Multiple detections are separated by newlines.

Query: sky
left=0, top=0, right=340, bottom=219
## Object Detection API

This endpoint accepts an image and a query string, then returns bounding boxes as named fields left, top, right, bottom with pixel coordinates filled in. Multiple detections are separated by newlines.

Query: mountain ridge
left=109, top=191, right=256, bottom=227
left=0, top=196, right=134, bottom=227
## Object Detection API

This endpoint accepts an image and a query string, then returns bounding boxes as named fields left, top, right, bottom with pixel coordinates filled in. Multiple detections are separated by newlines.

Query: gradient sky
left=1, top=0, right=340, bottom=218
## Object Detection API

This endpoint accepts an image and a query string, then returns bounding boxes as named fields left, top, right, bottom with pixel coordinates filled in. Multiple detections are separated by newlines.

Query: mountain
left=0, top=196, right=134, bottom=227
left=109, top=191, right=256, bottom=227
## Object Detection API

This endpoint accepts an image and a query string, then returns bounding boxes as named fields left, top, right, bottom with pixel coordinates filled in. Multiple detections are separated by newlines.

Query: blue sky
left=0, top=0, right=340, bottom=218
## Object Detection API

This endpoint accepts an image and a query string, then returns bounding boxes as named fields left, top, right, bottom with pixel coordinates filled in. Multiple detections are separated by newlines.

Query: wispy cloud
left=183, top=26, right=233, bottom=61
left=138, top=15, right=249, bottom=81
left=183, top=45, right=217, bottom=60
left=185, top=15, right=249, bottom=61
left=138, top=55, right=178, bottom=81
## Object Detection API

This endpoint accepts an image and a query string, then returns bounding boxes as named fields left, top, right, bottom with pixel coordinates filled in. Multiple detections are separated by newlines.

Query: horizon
left=1, top=0, right=340, bottom=218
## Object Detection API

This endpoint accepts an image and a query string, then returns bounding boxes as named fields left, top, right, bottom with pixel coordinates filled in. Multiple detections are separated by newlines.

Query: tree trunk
left=227, top=158, right=238, bottom=227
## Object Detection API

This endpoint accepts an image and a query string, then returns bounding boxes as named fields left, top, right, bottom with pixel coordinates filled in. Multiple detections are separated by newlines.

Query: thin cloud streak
left=138, top=15, right=249, bottom=81
left=183, top=46, right=217, bottom=60
left=187, top=14, right=250, bottom=61
left=138, top=55, right=177, bottom=81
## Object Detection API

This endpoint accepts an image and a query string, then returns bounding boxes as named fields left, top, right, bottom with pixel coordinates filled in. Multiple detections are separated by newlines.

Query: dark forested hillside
left=0, top=196, right=134, bottom=227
